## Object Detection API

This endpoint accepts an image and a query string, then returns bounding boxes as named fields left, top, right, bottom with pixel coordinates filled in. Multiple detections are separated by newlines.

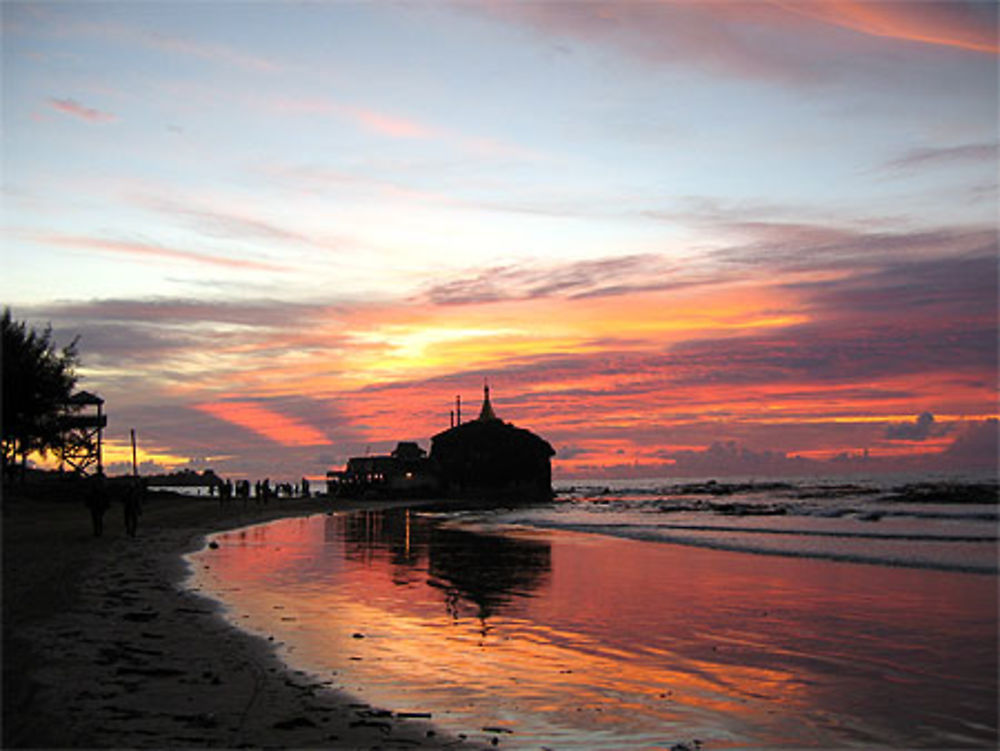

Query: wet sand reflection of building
left=327, top=510, right=551, bottom=624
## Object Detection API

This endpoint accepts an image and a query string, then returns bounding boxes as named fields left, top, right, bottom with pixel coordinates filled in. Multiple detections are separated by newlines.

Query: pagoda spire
left=478, top=379, right=498, bottom=421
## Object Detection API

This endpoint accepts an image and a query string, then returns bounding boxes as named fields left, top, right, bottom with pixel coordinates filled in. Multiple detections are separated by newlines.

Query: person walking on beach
left=123, top=477, right=142, bottom=537
left=85, top=473, right=109, bottom=537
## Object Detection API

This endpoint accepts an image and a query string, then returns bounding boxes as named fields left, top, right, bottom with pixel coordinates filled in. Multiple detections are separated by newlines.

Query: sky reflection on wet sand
left=190, top=510, right=997, bottom=748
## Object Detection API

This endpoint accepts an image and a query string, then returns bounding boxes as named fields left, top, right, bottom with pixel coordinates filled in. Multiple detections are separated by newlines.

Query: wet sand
left=194, top=508, right=999, bottom=749
left=2, top=489, right=458, bottom=749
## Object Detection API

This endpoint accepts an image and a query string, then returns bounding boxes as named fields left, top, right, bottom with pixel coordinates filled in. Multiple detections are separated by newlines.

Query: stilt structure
left=59, top=391, right=107, bottom=476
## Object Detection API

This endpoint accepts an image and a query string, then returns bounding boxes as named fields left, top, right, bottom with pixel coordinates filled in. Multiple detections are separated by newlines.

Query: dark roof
left=392, top=441, right=427, bottom=460
left=431, top=418, right=554, bottom=458
left=69, top=391, right=104, bottom=405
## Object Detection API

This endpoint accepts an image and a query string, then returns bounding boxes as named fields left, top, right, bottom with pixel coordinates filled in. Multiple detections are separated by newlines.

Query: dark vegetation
left=2, top=307, right=80, bottom=483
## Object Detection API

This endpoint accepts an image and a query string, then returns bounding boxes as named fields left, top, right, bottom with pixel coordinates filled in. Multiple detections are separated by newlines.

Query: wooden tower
left=59, top=391, right=107, bottom=476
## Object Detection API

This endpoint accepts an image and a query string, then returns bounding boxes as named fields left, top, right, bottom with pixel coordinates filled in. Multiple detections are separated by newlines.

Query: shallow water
left=190, top=504, right=998, bottom=749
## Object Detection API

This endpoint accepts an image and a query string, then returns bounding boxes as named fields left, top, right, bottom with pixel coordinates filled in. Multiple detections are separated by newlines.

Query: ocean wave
left=577, top=521, right=997, bottom=543
left=509, top=519, right=999, bottom=575
left=556, top=480, right=998, bottom=505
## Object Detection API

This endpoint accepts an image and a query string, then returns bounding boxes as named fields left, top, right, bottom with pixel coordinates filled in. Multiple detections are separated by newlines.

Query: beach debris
left=273, top=716, right=317, bottom=730
left=173, top=712, right=218, bottom=729
left=349, top=719, right=391, bottom=733
left=482, top=726, right=513, bottom=734
left=359, top=708, right=394, bottom=719
left=208, top=541, right=219, bottom=549
left=175, top=607, right=212, bottom=615
left=397, top=711, right=432, bottom=719
left=115, top=667, right=185, bottom=678
left=352, top=632, right=366, bottom=638
left=122, top=611, right=158, bottom=622
left=857, top=511, right=883, bottom=522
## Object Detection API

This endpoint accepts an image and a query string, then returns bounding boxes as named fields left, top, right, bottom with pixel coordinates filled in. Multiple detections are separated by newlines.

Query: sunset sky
left=3, top=1, right=997, bottom=480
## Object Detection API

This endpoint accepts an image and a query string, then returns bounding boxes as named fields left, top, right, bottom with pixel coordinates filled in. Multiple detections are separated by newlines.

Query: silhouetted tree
left=1, top=308, right=79, bottom=482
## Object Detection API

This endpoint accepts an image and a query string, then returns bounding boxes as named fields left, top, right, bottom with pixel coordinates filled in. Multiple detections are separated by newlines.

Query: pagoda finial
left=478, top=379, right=498, bottom=421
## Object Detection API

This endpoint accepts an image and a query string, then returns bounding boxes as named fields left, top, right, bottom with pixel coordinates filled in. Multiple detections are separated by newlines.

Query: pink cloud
left=141, top=31, right=282, bottom=72
left=38, top=233, right=289, bottom=272
left=271, top=96, right=437, bottom=140
left=48, top=97, right=117, bottom=123
left=344, top=106, right=437, bottom=139
left=42, top=13, right=284, bottom=73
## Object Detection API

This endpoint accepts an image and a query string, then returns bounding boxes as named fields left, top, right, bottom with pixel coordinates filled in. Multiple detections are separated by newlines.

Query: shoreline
left=2, top=489, right=460, bottom=749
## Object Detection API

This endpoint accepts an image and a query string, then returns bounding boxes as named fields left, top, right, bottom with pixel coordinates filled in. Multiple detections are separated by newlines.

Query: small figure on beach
left=237, top=479, right=250, bottom=507
left=85, top=473, right=110, bottom=537
left=123, top=477, right=143, bottom=537
left=301, top=477, right=310, bottom=497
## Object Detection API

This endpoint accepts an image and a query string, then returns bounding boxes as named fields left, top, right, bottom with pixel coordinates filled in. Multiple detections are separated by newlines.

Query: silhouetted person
left=85, top=474, right=109, bottom=537
left=301, top=477, right=310, bottom=497
left=123, top=478, right=142, bottom=537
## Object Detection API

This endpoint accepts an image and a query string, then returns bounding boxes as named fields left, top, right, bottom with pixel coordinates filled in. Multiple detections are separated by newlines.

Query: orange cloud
left=774, top=1, right=999, bottom=55
left=196, top=401, right=331, bottom=447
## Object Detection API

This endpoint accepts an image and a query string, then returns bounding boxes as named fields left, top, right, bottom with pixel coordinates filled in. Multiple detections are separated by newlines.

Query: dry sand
left=3, top=487, right=466, bottom=749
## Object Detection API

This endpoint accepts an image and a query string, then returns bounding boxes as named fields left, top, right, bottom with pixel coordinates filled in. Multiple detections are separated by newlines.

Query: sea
left=188, top=472, right=998, bottom=749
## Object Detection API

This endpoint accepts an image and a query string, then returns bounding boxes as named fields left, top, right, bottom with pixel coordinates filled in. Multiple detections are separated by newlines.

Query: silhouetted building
left=328, top=385, right=555, bottom=502
left=328, top=442, right=437, bottom=498
left=430, top=384, right=554, bottom=501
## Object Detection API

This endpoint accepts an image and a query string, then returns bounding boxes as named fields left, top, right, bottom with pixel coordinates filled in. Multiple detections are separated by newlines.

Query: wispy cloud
left=40, top=12, right=284, bottom=73
left=424, top=254, right=701, bottom=305
left=271, top=96, right=438, bottom=139
left=136, top=197, right=312, bottom=244
left=884, top=142, right=999, bottom=172
left=48, top=97, right=117, bottom=123
left=345, top=106, right=437, bottom=139
left=38, top=234, right=290, bottom=272
left=708, top=225, right=997, bottom=275
left=774, top=1, right=999, bottom=55
left=480, top=0, right=997, bottom=88
left=140, top=29, right=282, bottom=73
left=26, top=297, right=331, bottom=328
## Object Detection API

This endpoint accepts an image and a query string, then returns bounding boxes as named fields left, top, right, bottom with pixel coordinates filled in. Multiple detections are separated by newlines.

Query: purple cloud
left=884, top=142, right=999, bottom=172
left=885, top=412, right=951, bottom=441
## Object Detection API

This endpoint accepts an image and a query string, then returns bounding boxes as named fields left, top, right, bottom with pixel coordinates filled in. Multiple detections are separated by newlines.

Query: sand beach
left=2, top=487, right=456, bottom=749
